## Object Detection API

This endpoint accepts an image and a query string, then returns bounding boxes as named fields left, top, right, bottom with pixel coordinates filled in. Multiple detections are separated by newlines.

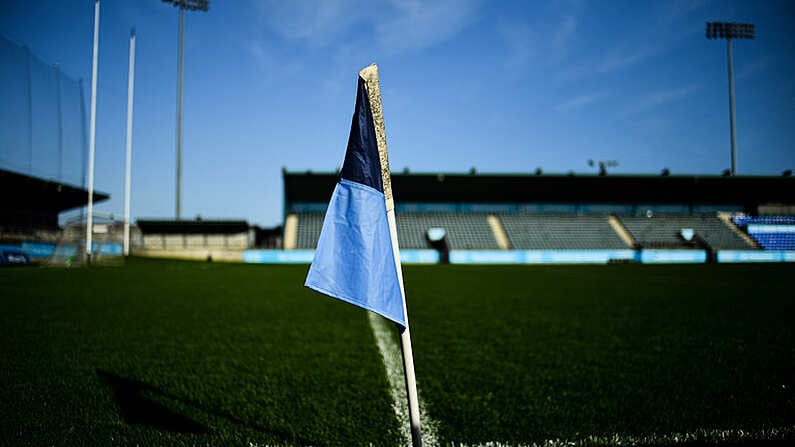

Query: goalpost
left=49, top=212, right=124, bottom=266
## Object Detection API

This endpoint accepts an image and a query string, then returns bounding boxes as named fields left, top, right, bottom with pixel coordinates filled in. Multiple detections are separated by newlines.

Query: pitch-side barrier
left=242, top=249, right=795, bottom=265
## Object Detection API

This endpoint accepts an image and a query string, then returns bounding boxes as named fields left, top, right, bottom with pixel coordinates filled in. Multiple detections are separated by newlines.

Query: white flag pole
left=360, top=63, right=423, bottom=447
left=85, top=0, right=100, bottom=263
left=389, top=210, right=423, bottom=447
left=123, top=27, right=136, bottom=256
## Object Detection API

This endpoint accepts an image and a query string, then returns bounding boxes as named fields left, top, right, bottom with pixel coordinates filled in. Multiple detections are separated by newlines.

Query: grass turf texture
left=0, top=259, right=793, bottom=446
left=407, top=264, right=795, bottom=445
left=0, top=259, right=400, bottom=446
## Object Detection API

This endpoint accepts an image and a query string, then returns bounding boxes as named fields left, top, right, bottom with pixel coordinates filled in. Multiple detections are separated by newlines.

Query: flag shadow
left=97, top=369, right=209, bottom=434
left=96, top=369, right=316, bottom=444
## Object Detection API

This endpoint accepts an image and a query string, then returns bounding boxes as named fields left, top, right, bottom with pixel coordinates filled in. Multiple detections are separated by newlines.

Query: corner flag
left=304, top=64, right=406, bottom=329
left=304, top=64, right=423, bottom=447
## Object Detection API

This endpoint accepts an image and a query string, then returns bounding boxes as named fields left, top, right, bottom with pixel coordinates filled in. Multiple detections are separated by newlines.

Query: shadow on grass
left=96, top=369, right=317, bottom=444
left=97, top=369, right=209, bottom=434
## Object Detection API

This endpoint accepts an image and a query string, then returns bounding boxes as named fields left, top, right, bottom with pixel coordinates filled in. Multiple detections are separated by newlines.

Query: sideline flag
left=304, top=64, right=406, bottom=329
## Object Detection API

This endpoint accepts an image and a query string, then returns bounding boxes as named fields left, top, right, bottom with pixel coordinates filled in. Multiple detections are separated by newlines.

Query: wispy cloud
left=736, top=55, right=772, bottom=80
left=596, top=45, right=656, bottom=74
left=555, top=90, right=610, bottom=112
left=498, top=21, right=534, bottom=70
left=376, top=0, right=481, bottom=52
left=253, top=0, right=481, bottom=54
left=244, top=40, right=303, bottom=76
left=565, top=0, right=708, bottom=79
left=551, top=15, right=577, bottom=55
left=497, top=12, right=579, bottom=71
left=254, top=0, right=365, bottom=46
left=624, top=84, right=700, bottom=115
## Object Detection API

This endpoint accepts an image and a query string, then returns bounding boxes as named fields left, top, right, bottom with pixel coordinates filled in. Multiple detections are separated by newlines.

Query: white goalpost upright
left=85, top=0, right=100, bottom=263
left=123, top=27, right=136, bottom=256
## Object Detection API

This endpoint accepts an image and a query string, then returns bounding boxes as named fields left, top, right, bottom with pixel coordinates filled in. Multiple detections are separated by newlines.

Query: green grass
left=1, top=259, right=794, bottom=446
left=407, top=264, right=795, bottom=444
left=0, top=259, right=400, bottom=446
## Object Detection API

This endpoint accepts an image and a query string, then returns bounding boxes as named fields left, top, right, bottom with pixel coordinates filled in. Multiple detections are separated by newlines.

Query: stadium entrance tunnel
left=425, top=227, right=449, bottom=264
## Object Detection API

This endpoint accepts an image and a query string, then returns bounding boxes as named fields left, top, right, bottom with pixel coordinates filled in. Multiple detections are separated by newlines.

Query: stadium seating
left=731, top=215, right=795, bottom=250
left=499, top=214, right=628, bottom=249
left=396, top=212, right=498, bottom=249
left=619, top=215, right=752, bottom=249
left=292, top=211, right=764, bottom=251
left=294, top=211, right=499, bottom=249
left=732, top=215, right=795, bottom=226
left=295, top=212, right=326, bottom=249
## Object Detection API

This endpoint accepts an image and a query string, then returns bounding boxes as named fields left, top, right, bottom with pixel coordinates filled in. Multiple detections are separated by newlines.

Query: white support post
left=123, top=28, right=136, bottom=256
left=175, top=4, right=184, bottom=219
left=86, top=0, right=100, bottom=263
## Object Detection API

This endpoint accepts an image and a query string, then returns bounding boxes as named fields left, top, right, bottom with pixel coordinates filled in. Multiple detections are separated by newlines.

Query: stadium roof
left=136, top=219, right=249, bottom=234
left=284, top=171, right=795, bottom=209
left=0, top=168, right=108, bottom=211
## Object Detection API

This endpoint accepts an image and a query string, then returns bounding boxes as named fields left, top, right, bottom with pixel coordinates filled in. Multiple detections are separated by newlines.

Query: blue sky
left=1, top=0, right=794, bottom=227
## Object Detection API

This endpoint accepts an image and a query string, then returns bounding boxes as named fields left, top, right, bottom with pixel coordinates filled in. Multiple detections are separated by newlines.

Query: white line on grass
left=247, top=422, right=794, bottom=447
left=368, top=312, right=440, bottom=447
left=450, top=425, right=795, bottom=447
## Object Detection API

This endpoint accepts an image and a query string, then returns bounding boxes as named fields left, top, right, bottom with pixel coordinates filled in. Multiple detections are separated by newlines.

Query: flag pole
left=360, top=63, right=423, bottom=447
left=390, top=207, right=423, bottom=447
left=399, top=327, right=423, bottom=447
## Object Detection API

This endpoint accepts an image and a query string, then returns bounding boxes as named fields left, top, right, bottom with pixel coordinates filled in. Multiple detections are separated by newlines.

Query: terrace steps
left=717, top=212, right=760, bottom=249
left=608, top=215, right=636, bottom=248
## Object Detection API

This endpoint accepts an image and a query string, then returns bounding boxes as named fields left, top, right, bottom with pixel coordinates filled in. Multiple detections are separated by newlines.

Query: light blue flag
left=304, top=66, right=406, bottom=329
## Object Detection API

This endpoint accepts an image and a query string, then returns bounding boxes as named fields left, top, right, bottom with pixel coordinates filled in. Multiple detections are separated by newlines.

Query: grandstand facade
left=0, top=168, right=107, bottom=239
left=280, top=170, right=795, bottom=262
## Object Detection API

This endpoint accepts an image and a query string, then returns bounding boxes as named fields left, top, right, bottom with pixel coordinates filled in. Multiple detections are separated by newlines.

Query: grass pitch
left=1, top=259, right=793, bottom=446
left=407, top=264, right=795, bottom=444
left=0, top=259, right=400, bottom=446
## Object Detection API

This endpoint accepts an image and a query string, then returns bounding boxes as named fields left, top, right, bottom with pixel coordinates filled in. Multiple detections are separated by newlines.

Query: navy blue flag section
left=304, top=64, right=407, bottom=329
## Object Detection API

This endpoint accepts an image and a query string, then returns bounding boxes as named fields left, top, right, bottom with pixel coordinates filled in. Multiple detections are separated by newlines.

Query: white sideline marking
left=450, top=425, right=795, bottom=446
left=248, top=424, right=794, bottom=446
left=369, top=312, right=440, bottom=447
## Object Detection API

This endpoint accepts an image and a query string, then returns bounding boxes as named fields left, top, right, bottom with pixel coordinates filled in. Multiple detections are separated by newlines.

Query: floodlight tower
left=706, top=22, right=755, bottom=176
left=162, top=0, right=209, bottom=219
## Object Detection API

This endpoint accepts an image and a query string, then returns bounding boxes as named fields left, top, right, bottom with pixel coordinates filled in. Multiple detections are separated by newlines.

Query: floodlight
left=162, top=0, right=209, bottom=11
left=162, top=0, right=210, bottom=219
left=706, top=22, right=755, bottom=40
left=706, top=22, right=756, bottom=176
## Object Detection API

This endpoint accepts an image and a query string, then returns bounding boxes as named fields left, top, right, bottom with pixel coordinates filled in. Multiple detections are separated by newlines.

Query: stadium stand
left=135, top=220, right=256, bottom=261
left=732, top=215, right=795, bottom=250
left=0, top=169, right=107, bottom=234
left=619, top=215, right=753, bottom=249
left=294, top=212, right=325, bottom=249
left=732, top=215, right=795, bottom=226
left=281, top=171, right=795, bottom=260
left=294, top=211, right=500, bottom=249
left=396, top=212, right=498, bottom=249
left=499, top=214, right=628, bottom=249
